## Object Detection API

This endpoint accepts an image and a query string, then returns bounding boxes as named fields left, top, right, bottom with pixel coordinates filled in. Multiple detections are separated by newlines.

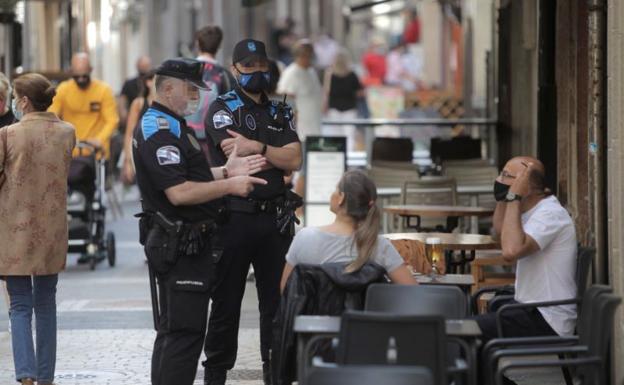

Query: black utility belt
left=226, top=197, right=283, bottom=214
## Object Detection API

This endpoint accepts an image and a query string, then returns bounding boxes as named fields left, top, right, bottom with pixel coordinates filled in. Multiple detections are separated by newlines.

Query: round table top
left=383, top=204, right=495, bottom=218
left=383, top=232, right=500, bottom=250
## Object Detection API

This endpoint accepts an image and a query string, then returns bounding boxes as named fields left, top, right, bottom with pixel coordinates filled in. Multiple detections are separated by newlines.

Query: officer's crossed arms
left=221, top=129, right=301, bottom=172
left=166, top=144, right=267, bottom=206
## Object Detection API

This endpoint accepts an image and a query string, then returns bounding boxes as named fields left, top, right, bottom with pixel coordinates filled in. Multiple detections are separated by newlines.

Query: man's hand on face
left=509, top=162, right=533, bottom=197
left=222, top=129, right=262, bottom=157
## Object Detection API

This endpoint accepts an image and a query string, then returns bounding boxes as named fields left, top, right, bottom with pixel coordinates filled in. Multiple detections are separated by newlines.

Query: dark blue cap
left=155, top=57, right=209, bottom=90
left=232, top=39, right=268, bottom=64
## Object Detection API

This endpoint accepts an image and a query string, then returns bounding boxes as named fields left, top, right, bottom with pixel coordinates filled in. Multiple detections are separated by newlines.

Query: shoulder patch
left=141, top=108, right=182, bottom=140
left=213, top=109, right=234, bottom=130
left=218, top=90, right=244, bottom=113
left=156, top=145, right=181, bottom=166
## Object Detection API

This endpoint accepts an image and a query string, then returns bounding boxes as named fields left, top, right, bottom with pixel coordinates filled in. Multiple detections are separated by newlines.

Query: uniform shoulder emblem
left=212, top=109, right=234, bottom=130
left=217, top=90, right=244, bottom=113
left=141, top=108, right=181, bottom=140
left=156, top=145, right=181, bottom=166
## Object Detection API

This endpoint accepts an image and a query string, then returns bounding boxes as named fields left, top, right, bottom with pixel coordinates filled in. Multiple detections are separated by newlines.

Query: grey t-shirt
left=285, top=227, right=405, bottom=273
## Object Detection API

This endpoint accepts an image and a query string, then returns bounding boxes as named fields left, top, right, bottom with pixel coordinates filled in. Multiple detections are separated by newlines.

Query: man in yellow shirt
left=49, top=52, right=119, bottom=158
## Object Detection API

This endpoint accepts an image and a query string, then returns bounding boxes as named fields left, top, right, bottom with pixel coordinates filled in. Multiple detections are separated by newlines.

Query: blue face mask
left=11, top=98, right=23, bottom=121
left=238, top=70, right=271, bottom=94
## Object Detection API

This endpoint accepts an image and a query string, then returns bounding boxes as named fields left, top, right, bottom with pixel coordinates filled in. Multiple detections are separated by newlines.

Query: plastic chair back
left=579, top=293, right=621, bottom=384
left=575, top=247, right=595, bottom=300
left=306, top=365, right=433, bottom=385
left=336, top=311, right=447, bottom=385
left=372, top=137, right=413, bottom=162
left=365, top=284, right=468, bottom=318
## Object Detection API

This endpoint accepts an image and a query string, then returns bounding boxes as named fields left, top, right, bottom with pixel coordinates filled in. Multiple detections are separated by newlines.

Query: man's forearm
left=264, top=145, right=301, bottom=171
left=492, top=202, right=507, bottom=240
left=166, top=180, right=231, bottom=206
left=500, top=201, right=526, bottom=259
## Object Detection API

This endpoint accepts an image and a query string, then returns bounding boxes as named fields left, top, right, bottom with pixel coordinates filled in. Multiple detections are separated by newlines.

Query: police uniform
left=133, top=58, right=220, bottom=385
left=202, top=40, right=300, bottom=383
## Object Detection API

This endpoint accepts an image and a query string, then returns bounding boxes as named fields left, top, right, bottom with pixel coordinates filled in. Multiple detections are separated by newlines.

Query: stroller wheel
left=106, top=232, right=116, bottom=267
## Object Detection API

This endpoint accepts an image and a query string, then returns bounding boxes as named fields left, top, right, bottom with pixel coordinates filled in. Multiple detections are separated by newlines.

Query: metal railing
left=320, top=118, right=498, bottom=167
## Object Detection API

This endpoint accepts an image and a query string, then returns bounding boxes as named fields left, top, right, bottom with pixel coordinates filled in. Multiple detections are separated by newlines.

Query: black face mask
left=73, top=75, right=91, bottom=90
left=494, top=180, right=511, bottom=202
left=237, top=69, right=270, bottom=94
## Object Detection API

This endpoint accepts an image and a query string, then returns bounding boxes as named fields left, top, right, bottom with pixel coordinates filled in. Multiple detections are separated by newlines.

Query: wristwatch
left=504, top=192, right=522, bottom=202
left=261, top=143, right=268, bottom=155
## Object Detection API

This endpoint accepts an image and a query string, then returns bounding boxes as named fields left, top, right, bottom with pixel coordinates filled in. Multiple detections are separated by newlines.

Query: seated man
left=473, top=156, right=577, bottom=384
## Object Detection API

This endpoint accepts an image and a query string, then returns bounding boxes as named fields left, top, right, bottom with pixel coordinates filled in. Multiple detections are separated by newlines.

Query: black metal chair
left=471, top=246, right=595, bottom=316
left=487, top=292, right=621, bottom=385
left=364, top=284, right=472, bottom=384
left=306, top=365, right=433, bottom=385
left=335, top=311, right=448, bottom=385
left=481, top=284, right=612, bottom=385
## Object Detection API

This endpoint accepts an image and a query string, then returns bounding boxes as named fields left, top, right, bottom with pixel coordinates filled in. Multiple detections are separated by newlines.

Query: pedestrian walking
left=0, top=73, right=76, bottom=385
left=132, top=57, right=267, bottom=385
left=48, top=52, right=119, bottom=160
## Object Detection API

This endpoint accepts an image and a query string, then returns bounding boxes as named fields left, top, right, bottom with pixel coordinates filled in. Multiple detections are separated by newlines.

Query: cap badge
left=248, top=41, right=256, bottom=52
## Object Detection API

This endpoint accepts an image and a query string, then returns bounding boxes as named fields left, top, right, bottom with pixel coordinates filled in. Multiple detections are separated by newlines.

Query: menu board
left=304, top=136, right=347, bottom=226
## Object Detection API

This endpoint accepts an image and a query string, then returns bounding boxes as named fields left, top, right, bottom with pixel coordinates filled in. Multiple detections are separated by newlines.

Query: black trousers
left=472, top=299, right=557, bottom=385
left=151, top=247, right=213, bottom=385
left=203, top=211, right=291, bottom=370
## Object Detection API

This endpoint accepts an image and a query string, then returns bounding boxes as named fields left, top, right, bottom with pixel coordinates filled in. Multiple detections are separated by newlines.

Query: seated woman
left=280, top=170, right=416, bottom=291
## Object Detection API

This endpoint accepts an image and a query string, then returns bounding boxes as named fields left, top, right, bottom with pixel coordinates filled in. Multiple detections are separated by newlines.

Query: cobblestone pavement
left=0, top=187, right=565, bottom=385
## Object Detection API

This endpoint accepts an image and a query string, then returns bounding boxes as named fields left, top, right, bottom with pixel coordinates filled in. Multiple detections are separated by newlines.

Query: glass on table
left=425, top=237, right=443, bottom=281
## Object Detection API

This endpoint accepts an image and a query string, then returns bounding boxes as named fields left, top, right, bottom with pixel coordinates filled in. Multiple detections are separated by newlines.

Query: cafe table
left=384, top=232, right=500, bottom=274
left=377, top=185, right=493, bottom=233
left=383, top=204, right=495, bottom=233
left=294, top=315, right=482, bottom=385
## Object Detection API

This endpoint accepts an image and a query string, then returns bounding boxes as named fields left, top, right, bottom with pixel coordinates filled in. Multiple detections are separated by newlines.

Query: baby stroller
left=67, top=142, right=116, bottom=270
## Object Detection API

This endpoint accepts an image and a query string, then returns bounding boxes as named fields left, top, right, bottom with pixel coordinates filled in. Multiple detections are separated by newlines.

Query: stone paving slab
left=0, top=329, right=263, bottom=385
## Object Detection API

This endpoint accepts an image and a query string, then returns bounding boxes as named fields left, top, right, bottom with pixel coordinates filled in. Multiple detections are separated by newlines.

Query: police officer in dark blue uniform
left=132, top=57, right=268, bottom=385
left=202, top=40, right=302, bottom=385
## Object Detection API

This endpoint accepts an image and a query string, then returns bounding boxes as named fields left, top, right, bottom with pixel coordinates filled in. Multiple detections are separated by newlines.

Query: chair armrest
left=487, top=344, right=589, bottom=382
left=495, top=356, right=601, bottom=385
left=495, top=298, right=580, bottom=337
left=487, top=295, right=514, bottom=313
left=483, top=335, right=579, bottom=360
left=470, top=285, right=513, bottom=315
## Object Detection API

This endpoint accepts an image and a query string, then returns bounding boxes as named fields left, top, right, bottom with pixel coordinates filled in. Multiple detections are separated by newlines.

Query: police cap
left=155, top=57, right=209, bottom=90
left=232, top=39, right=268, bottom=65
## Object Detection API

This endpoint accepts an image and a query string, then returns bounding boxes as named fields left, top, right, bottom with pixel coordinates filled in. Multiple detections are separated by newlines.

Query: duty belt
left=227, top=197, right=281, bottom=214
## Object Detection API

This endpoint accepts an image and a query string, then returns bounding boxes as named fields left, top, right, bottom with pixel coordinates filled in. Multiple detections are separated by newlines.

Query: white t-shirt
left=277, top=63, right=322, bottom=140
left=515, top=195, right=578, bottom=336
left=285, top=227, right=405, bottom=274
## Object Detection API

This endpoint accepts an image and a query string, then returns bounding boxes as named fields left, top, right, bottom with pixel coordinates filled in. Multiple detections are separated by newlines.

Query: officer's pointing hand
left=227, top=175, right=268, bottom=198
left=225, top=145, right=267, bottom=177
left=222, top=129, right=262, bottom=157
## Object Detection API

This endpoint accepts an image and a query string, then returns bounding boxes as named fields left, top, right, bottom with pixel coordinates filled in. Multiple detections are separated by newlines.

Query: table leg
left=470, top=194, right=479, bottom=233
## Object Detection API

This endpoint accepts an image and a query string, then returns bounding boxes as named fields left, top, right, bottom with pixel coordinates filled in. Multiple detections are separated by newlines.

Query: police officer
left=132, top=57, right=268, bottom=385
left=202, top=40, right=302, bottom=385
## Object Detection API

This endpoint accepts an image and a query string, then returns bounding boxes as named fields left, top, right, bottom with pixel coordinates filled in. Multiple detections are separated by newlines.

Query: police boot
left=262, top=360, right=272, bottom=385
left=204, top=368, right=226, bottom=385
